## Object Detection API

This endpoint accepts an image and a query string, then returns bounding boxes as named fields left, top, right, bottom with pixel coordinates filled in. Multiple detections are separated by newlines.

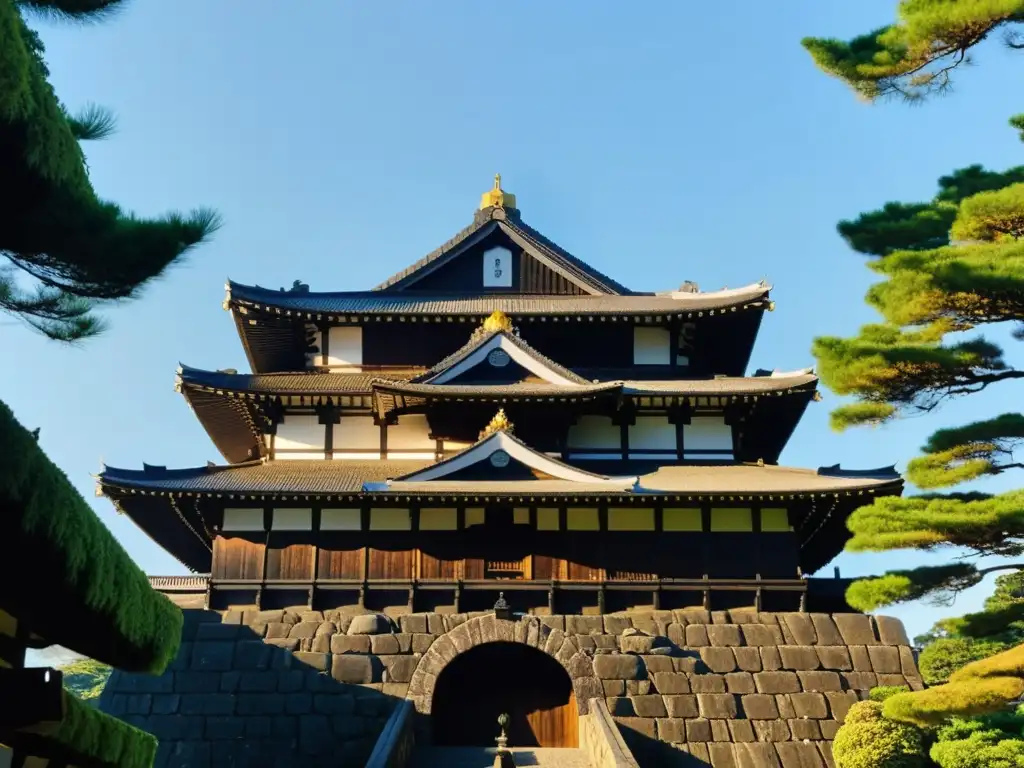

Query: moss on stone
left=20, top=688, right=157, bottom=768
left=0, top=399, right=181, bottom=672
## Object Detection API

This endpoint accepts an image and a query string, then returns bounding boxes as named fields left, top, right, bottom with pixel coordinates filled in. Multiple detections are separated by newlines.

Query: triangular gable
left=419, top=331, right=589, bottom=387
left=363, top=430, right=637, bottom=491
left=373, top=208, right=627, bottom=295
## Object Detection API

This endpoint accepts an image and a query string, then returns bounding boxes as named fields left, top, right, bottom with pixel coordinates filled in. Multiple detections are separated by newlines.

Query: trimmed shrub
left=832, top=701, right=928, bottom=768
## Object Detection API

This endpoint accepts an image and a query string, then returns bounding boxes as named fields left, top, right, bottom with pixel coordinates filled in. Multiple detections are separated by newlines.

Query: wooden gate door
left=431, top=641, right=578, bottom=747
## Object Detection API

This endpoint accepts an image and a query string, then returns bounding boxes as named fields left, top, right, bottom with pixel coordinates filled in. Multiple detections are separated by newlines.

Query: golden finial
left=480, top=408, right=514, bottom=440
left=479, top=173, right=517, bottom=210
left=482, top=310, right=513, bottom=334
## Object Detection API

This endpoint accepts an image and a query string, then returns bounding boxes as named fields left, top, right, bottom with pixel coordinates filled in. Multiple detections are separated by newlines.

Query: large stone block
left=790, top=692, right=828, bottom=718
left=701, top=647, right=738, bottom=673
left=797, top=671, right=842, bottom=692
left=815, top=646, right=852, bottom=671
left=740, top=693, right=779, bottom=719
left=740, top=624, right=784, bottom=646
left=729, top=719, right=756, bottom=742
left=775, top=741, right=827, bottom=768
left=685, top=624, right=710, bottom=646
left=331, top=634, right=371, bottom=654
left=780, top=614, right=817, bottom=646
left=631, top=694, right=667, bottom=717
left=833, top=614, right=879, bottom=646
left=686, top=718, right=713, bottom=742
left=707, top=624, right=742, bottom=647
left=653, top=671, right=690, bottom=694
left=289, top=622, right=320, bottom=640
left=760, top=647, right=783, bottom=671
left=656, top=717, right=686, bottom=742
left=331, top=655, right=377, bottom=684
left=594, top=653, right=644, bottom=680
left=734, top=743, right=782, bottom=768
left=293, top=652, right=329, bottom=672
left=734, top=647, right=763, bottom=672
left=604, top=615, right=632, bottom=635
left=567, top=615, right=604, bottom=635
left=867, top=645, right=901, bottom=674
left=779, top=646, right=820, bottom=671
left=809, top=614, right=843, bottom=646
left=754, top=671, right=801, bottom=694
left=266, top=622, right=292, bottom=640
left=874, top=616, right=910, bottom=646
left=689, top=673, right=726, bottom=693
left=725, top=672, right=756, bottom=694
left=615, top=716, right=656, bottom=738
left=824, top=691, right=859, bottom=723
left=348, top=613, right=392, bottom=635
left=753, top=719, right=791, bottom=742
left=697, top=693, right=737, bottom=719
left=664, top=694, right=699, bottom=718
left=849, top=645, right=872, bottom=671
left=380, top=655, right=418, bottom=683
left=238, top=671, right=279, bottom=692
left=370, top=634, right=400, bottom=655
left=641, top=654, right=674, bottom=674
left=191, top=641, right=234, bottom=671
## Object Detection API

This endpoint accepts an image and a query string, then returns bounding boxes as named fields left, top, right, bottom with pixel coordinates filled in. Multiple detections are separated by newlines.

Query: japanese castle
left=98, top=176, right=903, bottom=617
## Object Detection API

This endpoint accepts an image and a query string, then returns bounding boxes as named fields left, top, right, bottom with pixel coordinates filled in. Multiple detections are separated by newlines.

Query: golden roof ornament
left=482, top=310, right=513, bottom=334
left=480, top=408, right=514, bottom=440
left=479, top=173, right=516, bottom=210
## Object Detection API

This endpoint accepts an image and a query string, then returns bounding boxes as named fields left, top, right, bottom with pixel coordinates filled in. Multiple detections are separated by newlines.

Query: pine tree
left=1, top=0, right=218, bottom=342
left=804, top=1, right=1024, bottom=725
left=802, top=0, right=1024, bottom=101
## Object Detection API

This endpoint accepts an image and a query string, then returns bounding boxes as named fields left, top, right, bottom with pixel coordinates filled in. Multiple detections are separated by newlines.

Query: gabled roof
left=224, top=281, right=772, bottom=318
left=414, top=323, right=592, bottom=386
left=98, top=456, right=902, bottom=573
left=374, top=207, right=630, bottom=295
left=363, top=428, right=639, bottom=492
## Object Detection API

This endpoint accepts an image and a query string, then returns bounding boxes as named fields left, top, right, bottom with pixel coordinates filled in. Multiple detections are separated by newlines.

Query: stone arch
left=406, top=614, right=603, bottom=716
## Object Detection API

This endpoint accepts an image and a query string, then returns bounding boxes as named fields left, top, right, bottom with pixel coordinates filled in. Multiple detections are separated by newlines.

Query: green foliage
left=0, top=0, right=219, bottom=341
left=0, top=398, right=182, bottom=672
left=846, top=564, right=981, bottom=611
left=30, top=688, right=158, bottom=768
left=802, top=0, right=1024, bottom=100
left=920, top=638, right=1013, bottom=685
left=884, top=645, right=1024, bottom=727
left=871, top=685, right=912, bottom=702
left=61, top=658, right=112, bottom=701
left=845, top=493, right=1024, bottom=557
left=832, top=701, right=928, bottom=768
left=931, top=715, right=1024, bottom=768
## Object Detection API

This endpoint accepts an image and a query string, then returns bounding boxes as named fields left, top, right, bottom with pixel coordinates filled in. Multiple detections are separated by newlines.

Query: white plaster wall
left=272, top=508, right=312, bottom=530
left=333, top=415, right=380, bottom=460
left=388, top=414, right=436, bottom=459
left=275, top=414, right=326, bottom=460
left=633, top=327, right=671, bottom=365
left=684, top=415, right=734, bottom=459
left=321, top=508, right=362, bottom=530
left=223, top=508, right=264, bottom=531
left=568, top=415, right=620, bottom=459
left=327, top=326, right=363, bottom=368
left=628, top=416, right=676, bottom=458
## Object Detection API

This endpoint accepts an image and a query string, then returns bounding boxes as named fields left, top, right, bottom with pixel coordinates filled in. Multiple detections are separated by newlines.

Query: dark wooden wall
left=211, top=530, right=800, bottom=583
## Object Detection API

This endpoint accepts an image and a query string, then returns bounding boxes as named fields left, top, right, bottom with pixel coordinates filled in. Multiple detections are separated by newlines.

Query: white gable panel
left=276, top=415, right=325, bottom=458
left=427, top=334, right=580, bottom=387
left=326, top=326, right=363, bottom=368
left=633, top=327, right=671, bottom=365
left=628, top=416, right=676, bottom=458
left=684, top=416, right=734, bottom=459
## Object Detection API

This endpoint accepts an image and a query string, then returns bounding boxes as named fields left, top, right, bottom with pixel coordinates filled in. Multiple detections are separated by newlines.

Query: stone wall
left=100, top=607, right=922, bottom=768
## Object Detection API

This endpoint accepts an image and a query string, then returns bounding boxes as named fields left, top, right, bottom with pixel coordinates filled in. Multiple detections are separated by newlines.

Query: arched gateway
left=406, top=614, right=603, bottom=747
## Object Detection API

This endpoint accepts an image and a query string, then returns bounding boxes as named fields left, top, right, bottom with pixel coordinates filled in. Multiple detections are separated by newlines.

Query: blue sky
left=6, top=1, right=1021, bottom=650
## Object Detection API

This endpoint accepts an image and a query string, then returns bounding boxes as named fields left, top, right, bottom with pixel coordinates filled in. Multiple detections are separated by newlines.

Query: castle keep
left=98, top=178, right=922, bottom=766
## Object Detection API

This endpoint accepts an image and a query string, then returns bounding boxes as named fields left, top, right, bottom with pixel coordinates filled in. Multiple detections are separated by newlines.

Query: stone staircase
left=410, top=747, right=591, bottom=767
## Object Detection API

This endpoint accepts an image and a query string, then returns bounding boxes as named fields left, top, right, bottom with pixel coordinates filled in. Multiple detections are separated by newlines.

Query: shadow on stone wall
left=99, top=611, right=406, bottom=768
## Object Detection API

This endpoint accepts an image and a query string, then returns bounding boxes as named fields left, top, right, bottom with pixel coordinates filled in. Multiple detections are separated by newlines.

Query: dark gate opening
left=430, top=641, right=578, bottom=748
